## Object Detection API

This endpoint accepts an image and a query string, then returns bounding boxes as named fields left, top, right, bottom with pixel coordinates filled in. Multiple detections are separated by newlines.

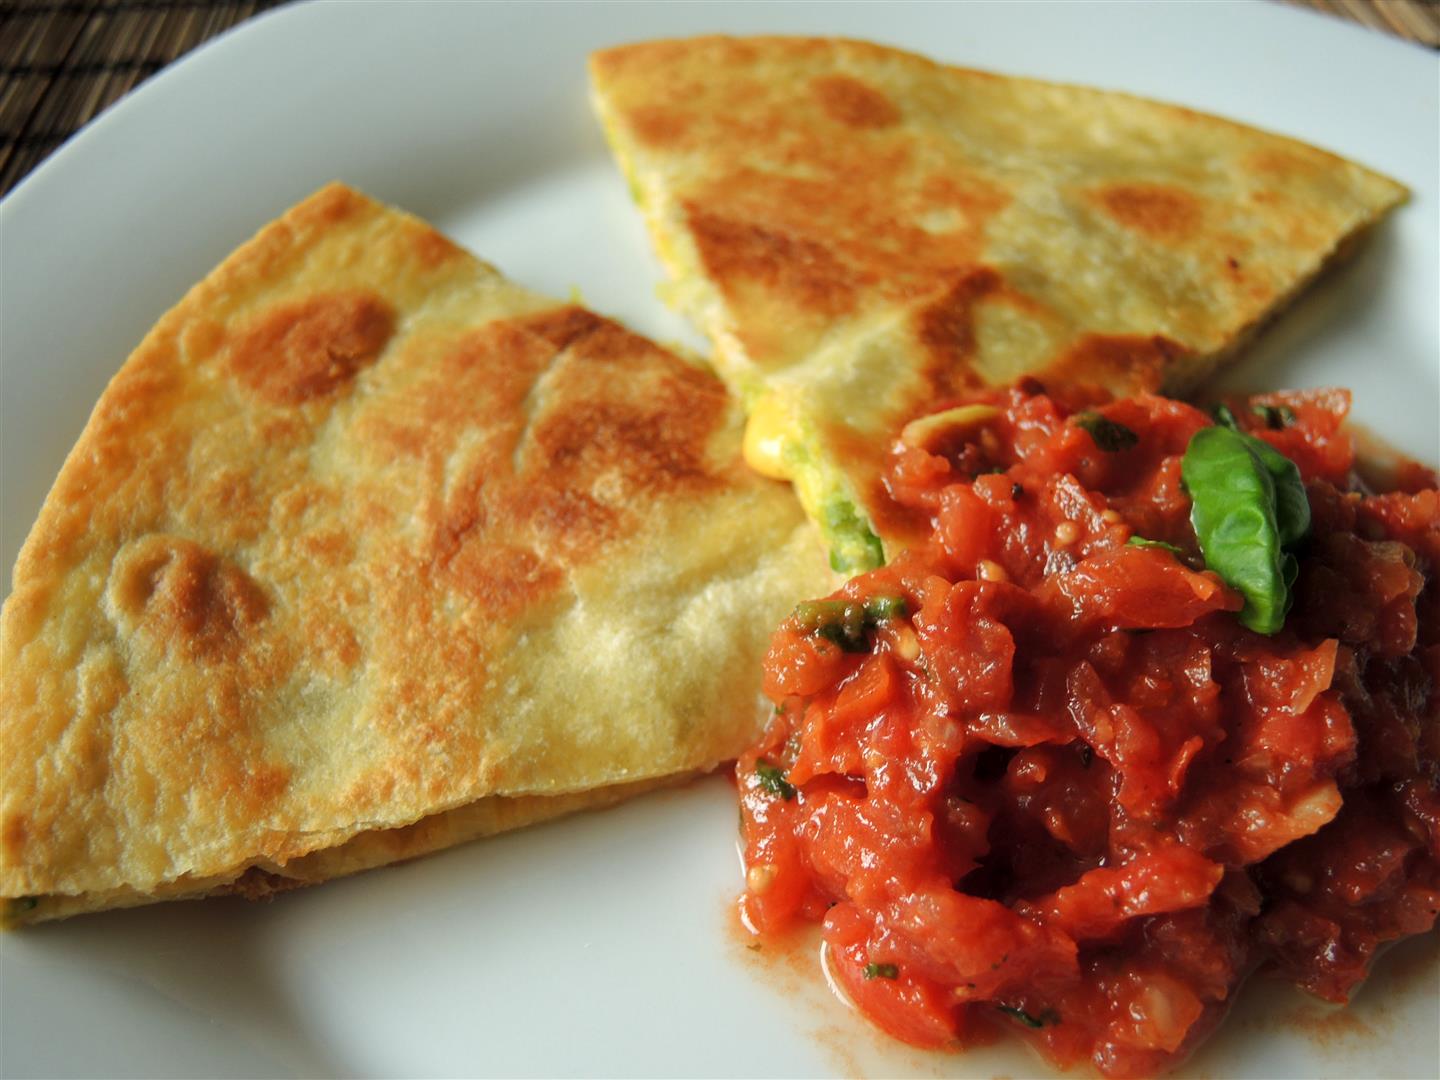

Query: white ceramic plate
left=1, top=2, right=1436, bottom=1077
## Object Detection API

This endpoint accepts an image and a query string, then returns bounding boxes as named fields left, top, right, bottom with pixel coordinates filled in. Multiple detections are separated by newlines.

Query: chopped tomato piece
left=1023, top=846, right=1224, bottom=941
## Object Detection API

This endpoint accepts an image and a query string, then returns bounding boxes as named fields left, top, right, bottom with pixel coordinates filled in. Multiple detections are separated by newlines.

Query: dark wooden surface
left=1, top=0, right=1437, bottom=198
left=0, top=0, right=286, bottom=195
left=1282, top=0, right=1440, bottom=43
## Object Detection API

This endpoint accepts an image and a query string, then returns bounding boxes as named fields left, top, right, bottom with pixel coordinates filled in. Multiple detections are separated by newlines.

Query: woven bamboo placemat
left=0, top=0, right=284, bottom=195
left=2, top=0, right=1437, bottom=198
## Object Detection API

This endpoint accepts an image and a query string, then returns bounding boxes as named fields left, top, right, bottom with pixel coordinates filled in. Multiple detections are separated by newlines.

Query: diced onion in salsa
left=736, top=384, right=1440, bottom=1078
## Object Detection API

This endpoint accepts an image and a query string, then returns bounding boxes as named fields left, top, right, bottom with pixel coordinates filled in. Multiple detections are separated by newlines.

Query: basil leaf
left=863, top=962, right=899, bottom=980
left=1244, top=435, right=1310, bottom=548
left=1181, top=426, right=1309, bottom=634
left=1206, top=403, right=1307, bottom=543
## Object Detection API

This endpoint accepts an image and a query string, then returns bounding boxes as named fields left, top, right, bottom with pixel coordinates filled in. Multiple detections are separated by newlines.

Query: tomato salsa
left=736, top=383, right=1439, bottom=1077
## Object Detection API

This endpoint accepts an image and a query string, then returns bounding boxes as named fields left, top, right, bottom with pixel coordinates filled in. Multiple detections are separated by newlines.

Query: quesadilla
left=589, top=36, right=1407, bottom=569
left=0, top=183, right=833, bottom=925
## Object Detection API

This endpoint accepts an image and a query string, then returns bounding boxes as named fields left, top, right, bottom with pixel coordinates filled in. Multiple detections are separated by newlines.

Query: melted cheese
left=742, top=395, right=794, bottom=480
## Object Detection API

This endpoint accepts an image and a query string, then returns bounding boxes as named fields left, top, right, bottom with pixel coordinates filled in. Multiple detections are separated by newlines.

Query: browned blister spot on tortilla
left=291, top=182, right=367, bottom=229
left=629, top=104, right=689, bottom=148
left=687, top=206, right=858, bottom=318
left=446, top=543, right=565, bottom=618
left=181, top=319, right=225, bottom=363
left=518, top=305, right=607, bottom=354
left=1042, top=333, right=1183, bottom=395
left=530, top=356, right=726, bottom=500
left=398, top=302, right=732, bottom=593
left=2, top=814, right=29, bottom=860
left=229, top=292, right=395, bottom=405
left=823, top=417, right=932, bottom=553
left=448, top=310, right=729, bottom=564
left=363, top=307, right=701, bottom=588
left=539, top=307, right=694, bottom=371
left=243, top=763, right=291, bottom=804
left=1245, top=146, right=1329, bottom=179
left=310, top=616, right=361, bottom=672
left=813, top=74, right=900, bottom=129
left=346, top=769, right=400, bottom=813
left=130, top=698, right=293, bottom=829
left=522, top=489, right=623, bottom=559
left=915, top=267, right=1003, bottom=391
left=1093, top=183, right=1204, bottom=243
left=410, top=225, right=466, bottom=269
left=919, top=172, right=1012, bottom=228
left=196, top=469, right=267, bottom=546
left=107, top=536, right=268, bottom=661
left=428, top=322, right=549, bottom=437
left=299, top=528, right=355, bottom=567
left=509, top=308, right=729, bottom=498
left=433, top=470, right=489, bottom=570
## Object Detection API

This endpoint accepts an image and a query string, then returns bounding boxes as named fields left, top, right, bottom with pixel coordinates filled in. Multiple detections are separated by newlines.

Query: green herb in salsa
left=997, top=1005, right=1060, bottom=1028
left=1252, top=403, right=1296, bottom=429
left=1074, top=411, right=1139, bottom=452
left=792, top=594, right=908, bottom=652
left=1126, top=535, right=1184, bottom=556
left=755, top=759, right=796, bottom=801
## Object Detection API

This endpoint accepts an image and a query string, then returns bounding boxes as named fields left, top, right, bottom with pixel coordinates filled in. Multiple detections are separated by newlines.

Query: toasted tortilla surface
left=589, top=36, right=1407, bottom=566
left=0, top=183, right=833, bottom=925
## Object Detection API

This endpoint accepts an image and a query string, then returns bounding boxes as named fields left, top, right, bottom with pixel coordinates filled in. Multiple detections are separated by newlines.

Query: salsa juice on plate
left=736, top=383, right=1439, bottom=1077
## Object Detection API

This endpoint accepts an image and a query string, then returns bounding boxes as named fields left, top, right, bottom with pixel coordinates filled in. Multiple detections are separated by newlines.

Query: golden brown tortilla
left=0, top=183, right=833, bottom=925
left=589, top=36, right=1407, bottom=567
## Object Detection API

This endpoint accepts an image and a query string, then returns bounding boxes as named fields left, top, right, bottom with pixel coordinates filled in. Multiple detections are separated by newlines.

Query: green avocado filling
left=746, top=392, right=885, bottom=575
left=820, top=495, right=885, bottom=573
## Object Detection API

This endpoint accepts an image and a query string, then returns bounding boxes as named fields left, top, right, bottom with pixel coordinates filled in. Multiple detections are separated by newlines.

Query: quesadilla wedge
left=589, top=36, right=1407, bottom=570
left=0, top=183, right=833, bottom=925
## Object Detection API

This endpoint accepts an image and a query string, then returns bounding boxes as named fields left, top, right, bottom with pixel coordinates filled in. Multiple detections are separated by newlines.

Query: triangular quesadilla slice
left=0, top=183, right=833, bottom=925
left=590, top=36, right=1407, bottom=569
